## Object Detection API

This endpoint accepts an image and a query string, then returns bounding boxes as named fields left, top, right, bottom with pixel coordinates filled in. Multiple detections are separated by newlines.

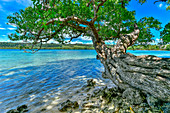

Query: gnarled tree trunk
left=90, top=24, right=170, bottom=102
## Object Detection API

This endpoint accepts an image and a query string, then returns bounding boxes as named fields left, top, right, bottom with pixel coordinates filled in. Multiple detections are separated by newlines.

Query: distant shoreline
left=0, top=48, right=169, bottom=51
left=0, top=42, right=169, bottom=51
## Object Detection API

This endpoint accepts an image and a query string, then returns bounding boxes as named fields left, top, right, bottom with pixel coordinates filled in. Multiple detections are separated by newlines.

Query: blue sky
left=0, top=0, right=169, bottom=44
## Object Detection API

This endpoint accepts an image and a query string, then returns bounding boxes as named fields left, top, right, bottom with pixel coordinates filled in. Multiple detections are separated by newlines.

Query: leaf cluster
left=160, top=22, right=170, bottom=44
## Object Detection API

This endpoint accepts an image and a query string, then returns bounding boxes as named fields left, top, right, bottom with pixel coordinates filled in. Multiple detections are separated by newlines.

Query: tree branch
left=37, top=16, right=90, bottom=39
left=96, top=0, right=107, bottom=13
left=91, top=0, right=107, bottom=23
left=69, top=33, right=82, bottom=42
left=104, top=35, right=120, bottom=40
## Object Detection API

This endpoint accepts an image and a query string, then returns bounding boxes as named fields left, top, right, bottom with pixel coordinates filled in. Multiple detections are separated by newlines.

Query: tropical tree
left=7, top=0, right=170, bottom=102
left=160, top=22, right=170, bottom=44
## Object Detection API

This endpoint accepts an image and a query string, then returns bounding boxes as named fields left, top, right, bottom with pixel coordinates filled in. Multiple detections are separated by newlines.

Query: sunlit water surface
left=0, top=49, right=169, bottom=112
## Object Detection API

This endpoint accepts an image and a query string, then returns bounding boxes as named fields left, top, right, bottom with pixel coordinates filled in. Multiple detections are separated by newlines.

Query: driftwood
left=88, top=24, right=170, bottom=102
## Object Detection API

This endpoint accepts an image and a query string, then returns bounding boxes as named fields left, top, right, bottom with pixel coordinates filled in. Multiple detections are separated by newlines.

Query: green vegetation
left=128, top=44, right=170, bottom=50
left=0, top=42, right=94, bottom=50
left=6, top=0, right=169, bottom=53
left=0, top=42, right=169, bottom=50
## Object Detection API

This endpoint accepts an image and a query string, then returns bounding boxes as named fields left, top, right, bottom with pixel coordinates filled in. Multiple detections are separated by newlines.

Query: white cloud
left=7, top=23, right=17, bottom=27
left=154, top=38, right=160, bottom=44
left=0, top=28, right=6, bottom=30
left=1, top=35, right=6, bottom=36
left=16, top=0, right=33, bottom=6
left=159, top=3, right=163, bottom=8
left=1, top=0, right=12, bottom=1
left=84, top=42, right=93, bottom=44
left=80, top=36, right=92, bottom=41
left=70, top=41, right=83, bottom=44
left=46, top=39, right=59, bottom=44
left=0, top=4, right=5, bottom=12
left=158, top=3, right=168, bottom=9
left=7, top=28, right=16, bottom=30
left=155, top=38, right=160, bottom=41
left=1, top=0, right=33, bottom=6
left=0, top=39, right=11, bottom=42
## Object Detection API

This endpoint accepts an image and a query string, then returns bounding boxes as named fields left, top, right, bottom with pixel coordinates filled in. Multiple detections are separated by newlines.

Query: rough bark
left=89, top=24, right=170, bottom=102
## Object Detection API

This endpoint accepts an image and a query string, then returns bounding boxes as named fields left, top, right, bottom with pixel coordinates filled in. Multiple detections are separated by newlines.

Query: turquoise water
left=0, top=49, right=169, bottom=112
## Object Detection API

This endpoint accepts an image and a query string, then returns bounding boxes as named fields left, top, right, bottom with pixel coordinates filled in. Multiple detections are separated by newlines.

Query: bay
left=0, top=49, right=169, bottom=112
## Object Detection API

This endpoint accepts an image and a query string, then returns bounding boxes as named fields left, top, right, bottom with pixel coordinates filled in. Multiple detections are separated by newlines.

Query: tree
left=7, top=0, right=170, bottom=102
left=160, top=22, right=170, bottom=44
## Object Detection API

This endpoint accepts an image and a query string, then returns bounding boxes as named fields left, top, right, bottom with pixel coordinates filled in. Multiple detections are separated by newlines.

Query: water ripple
left=0, top=58, right=106, bottom=113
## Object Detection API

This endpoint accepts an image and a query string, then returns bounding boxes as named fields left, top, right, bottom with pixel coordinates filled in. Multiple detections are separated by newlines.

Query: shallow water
left=0, top=49, right=169, bottom=113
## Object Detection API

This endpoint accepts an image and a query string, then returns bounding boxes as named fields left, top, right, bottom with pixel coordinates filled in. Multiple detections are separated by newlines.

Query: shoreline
left=7, top=79, right=170, bottom=113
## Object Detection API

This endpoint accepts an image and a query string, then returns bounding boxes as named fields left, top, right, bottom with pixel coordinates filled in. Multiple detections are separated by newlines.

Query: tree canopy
left=160, top=22, right=170, bottom=44
left=6, top=0, right=169, bottom=52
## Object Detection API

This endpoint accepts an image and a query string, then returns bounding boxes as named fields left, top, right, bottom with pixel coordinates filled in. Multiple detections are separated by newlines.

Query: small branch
left=86, top=0, right=92, bottom=7
left=96, top=0, right=107, bottom=12
left=91, top=0, right=107, bottom=23
left=104, top=36, right=120, bottom=40
left=37, top=16, right=90, bottom=40
left=23, top=41, right=42, bottom=54
left=66, top=23, right=87, bottom=31
left=92, top=0, right=97, bottom=18
left=69, top=33, right=82, bottom=42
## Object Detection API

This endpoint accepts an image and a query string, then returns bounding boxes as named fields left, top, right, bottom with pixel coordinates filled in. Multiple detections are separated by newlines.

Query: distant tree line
left=0, top=42, right=169, bottom=50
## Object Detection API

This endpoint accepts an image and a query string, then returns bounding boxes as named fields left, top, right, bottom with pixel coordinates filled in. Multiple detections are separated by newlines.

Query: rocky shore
left=7, top=79, right=170, bottom=113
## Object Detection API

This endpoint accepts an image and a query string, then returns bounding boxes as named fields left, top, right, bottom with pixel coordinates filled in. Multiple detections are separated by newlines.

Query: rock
left=107, top=109, right=115, bottom=113
left=161, top=102, right=170, bottom=113
left=82, top=101, right=100, bottom=109
left=92, top=88, right=101, bottom=95
left=84, top=87, right=91, bottom=92
left=40, top=108, right=46, bottom=111
left=138, top=107, right=145, bottom=112
left=87, top=79, right=96, bottom=87
left=122, top=88, right=143, bottom=105
left=146, top=94, right=159, bottom=107
left=58, top=100, right=79, bottom=112
left=73, top=101, right=79, bottom=108
left=6, top=109, right=19, bottom=113
left=140, top=103, right=148, bottom=107
left=17, top=105, right=28, bottom=112
left=7, top=105, right=28, bottom=113
left=101, top=88, right=118, bottom=103
left=101, top=107, right=108, bottom=112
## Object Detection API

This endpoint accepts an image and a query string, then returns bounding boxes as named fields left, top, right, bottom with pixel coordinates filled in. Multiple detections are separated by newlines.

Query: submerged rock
left=87, top=79, right=96, bottom=87
left=58, top=99, right=79, bottom=112
left=17, top=105, right=28, bottom=112
left=7, top=105, right=28, bottom=113
left=6, top=109, right=18, bottom=113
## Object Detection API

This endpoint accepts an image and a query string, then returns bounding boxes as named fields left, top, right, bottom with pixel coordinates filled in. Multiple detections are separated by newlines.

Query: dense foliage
left=6, top=0, right=169, bottom=52
left=160, top=22, right=170, bottom=44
